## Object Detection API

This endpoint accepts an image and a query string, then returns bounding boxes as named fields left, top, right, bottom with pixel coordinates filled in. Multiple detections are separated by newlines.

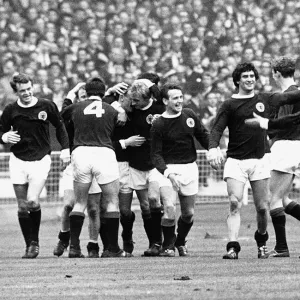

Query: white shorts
left=270, top=140, right=300, bottom=176
left=129, top=167, right=165, bottom=190
left=224, top=155, right=271, bottom=183
left=159, top=162, right=199, bottom=196
left=9, top=153, right=51, bottom=184
left=119, top=161, right=132, bottom=194
left=62, top=163, right=101, bottom=194
left=72, top=146, right=119, bottom=185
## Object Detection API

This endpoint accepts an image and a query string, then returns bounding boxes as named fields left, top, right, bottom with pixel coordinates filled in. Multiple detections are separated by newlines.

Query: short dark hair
left=85, top=77, right=106, bottom=98
left=138, top=72, right=160, bottom=85
left=272, top=56, right=296, bottom=78
left=232, top=62, right=259, bottom=88
left=160, top=83, right=182, bottom=100
left=10, top=73, right=32, bottom=92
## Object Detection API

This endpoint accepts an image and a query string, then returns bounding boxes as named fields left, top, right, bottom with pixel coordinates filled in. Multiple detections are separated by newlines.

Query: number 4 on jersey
left=83, top=101, right=105, bottom=117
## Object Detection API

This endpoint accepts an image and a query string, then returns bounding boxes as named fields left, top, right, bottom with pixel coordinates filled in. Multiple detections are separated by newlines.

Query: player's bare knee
left=163, top=205, right=176, bottom=220
left=148, top=195, right=160, bottom=209
left=63, top=204, right=73, bottom=215
left=229, top=197, right=240, bottom=214
left=181, top=213, right=194, bottom=224
left=120, top=207, right=131, bottom=218
left=27, top=200, right=40, bottom=212
left=161, top=217, right=176, bottom=227
left=87, top=207, right=98, bottom=220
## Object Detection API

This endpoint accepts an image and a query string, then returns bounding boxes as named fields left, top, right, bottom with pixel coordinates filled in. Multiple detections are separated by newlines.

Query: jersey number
left=83, top=102, right=105, bottom=118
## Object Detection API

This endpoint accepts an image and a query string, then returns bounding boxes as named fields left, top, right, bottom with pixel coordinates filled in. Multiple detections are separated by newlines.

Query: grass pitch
left=1, top=202, right=300, bottom=299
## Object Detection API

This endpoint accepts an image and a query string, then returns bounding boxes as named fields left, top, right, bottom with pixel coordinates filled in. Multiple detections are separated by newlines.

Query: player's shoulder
left=182, top=107, right=197, bottom=117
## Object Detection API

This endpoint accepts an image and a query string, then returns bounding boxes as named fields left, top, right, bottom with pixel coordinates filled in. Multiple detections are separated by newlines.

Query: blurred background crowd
left=1, top=0, right=300, bottom=146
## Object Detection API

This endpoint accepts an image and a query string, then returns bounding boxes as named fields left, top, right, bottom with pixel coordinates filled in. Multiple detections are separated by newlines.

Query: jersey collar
left=89, top=96, right=102, bottom=101
left=140, top=98, right=153, bottom=110
left=232, top=92, right=255, bottom=99
left=17, top=96, right=38, bottom=108
left=162, top=111, right=181, bottom=118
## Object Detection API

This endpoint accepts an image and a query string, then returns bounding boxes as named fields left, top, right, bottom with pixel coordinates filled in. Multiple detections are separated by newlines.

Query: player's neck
left=280, top=78, right=296, bottom=92
left=233, top=90, right=254, bottom=98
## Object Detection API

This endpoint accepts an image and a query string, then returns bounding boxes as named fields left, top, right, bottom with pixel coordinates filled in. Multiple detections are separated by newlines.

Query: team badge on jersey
left=146, top=114, right=154, bottom=124
left=256, top=102, right=265, bottom=112
left=38, top=111, right=47, bottom=121
left=186, top=118, right=195, bottom=128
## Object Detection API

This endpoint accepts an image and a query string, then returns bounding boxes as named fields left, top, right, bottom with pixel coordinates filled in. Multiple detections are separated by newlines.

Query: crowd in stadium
left=1, top=0, right=300, bottom=131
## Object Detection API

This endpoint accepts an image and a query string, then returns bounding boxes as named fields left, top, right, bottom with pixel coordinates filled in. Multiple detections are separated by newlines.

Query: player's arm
left=187, top=109, right=209, bottom=150
left=207, top=102, right=228, bottom=169
left=62, top=82, right=86, bottom=110
left=269, top=89, right=300, bottom=107
left=48, top=102, right=71, bottom=169
left=245, top=111, right=300, bottom=130
left=0, top=105, right=20, bottom=144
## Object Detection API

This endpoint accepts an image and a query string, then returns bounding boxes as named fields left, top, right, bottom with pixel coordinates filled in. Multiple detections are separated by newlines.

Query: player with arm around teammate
left=245, top=56, right=300, bottom=258
left=61, top=77, right=132, bottom=258
left=0, top=73, right=70, bottom=258
left=127, top=79, right=166, bottom=256
left=150, top=83, right=209, bottom=256
left=53, top=82, right=103, bottom=258
left=208, top=62, right=300, bottom=259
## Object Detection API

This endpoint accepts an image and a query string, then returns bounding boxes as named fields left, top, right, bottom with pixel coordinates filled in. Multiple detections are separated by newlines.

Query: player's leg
left=14, top=183, right=31, bottom=258
left=251, top=178, right=270, bottom=258
left=100, top=179, right=132, bottom=257
left=268, top=170, right=293, bottom=257
left=53, top=164, right=74, bottom=257
left=159, top=186, right=177, bottom=257
left=86, top=192, right=101, bottom=258
left=119, top=161, right=135, bottom=254
left=129, top=167, right=155, bottom=255
left=99, top=201, right=109, bottom=255
left=21, top=155, right=51, bottom=259
left=223, top=178, right=244, bottom=259
left=69, top=180, right=91, bottom=258
left=148, top=180, right=163, bottom=252
left=175, top=194, right=196, bottom=257
left=119, top=192, right=135, bottom=253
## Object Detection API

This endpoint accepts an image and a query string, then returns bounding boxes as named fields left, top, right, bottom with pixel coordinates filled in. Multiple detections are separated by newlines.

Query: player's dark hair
left=272, top=56, right=295, bottom=78
left=160, top=83, right=182, bottom=100
left=232, top=62, right=259, bottom=88
left=85, top=77, right=106, bottom=98
left=10, top=73, right=32, bottom=92
left=137, top=73, right=163, bottom=103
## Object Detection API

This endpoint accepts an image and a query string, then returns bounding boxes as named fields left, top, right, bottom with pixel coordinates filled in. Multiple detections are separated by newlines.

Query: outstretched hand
left=245, top=112, right=269, bottom=129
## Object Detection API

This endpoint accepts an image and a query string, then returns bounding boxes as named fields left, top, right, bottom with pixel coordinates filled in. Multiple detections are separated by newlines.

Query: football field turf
left=1, top=201, right=300, bottom=299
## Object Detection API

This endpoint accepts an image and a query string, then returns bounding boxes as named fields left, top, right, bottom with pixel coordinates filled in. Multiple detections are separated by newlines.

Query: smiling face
left=16, top=81, right=34, bottom=105
left=163, top=88, right=184, bottom=115
left=238, top=70, right=256, bottom=94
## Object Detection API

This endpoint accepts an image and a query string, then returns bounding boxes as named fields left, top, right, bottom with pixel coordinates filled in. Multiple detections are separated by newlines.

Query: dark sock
left=150, top=207, right=163, bottom=245
left=58, top=230, right=70, bottom=245
left=120, top=211, right=135, bottom=241
left=105, top=218, right=121, bottom=253
left=99, top=219, right=109, bottom=251
left=29, top=209, right=41, bottom=244
left=162, top=225, right=176, bottom=249
left=142, top=213, right=153, bottom=246
left=270, top=208, right=288, bottom=251
left=285, top=201, right=300, bottom=221
left=254, top=230, right=269, bottom=247
left=227, top=241, right=241, bottom=253
left=69, top=212, right=85, bottom=248
left=18, top=211, right=32, bottom=248
left=175, top=217, right=193, bottom=247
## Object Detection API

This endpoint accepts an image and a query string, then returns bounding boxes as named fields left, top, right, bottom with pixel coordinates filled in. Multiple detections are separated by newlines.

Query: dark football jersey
left=0, top=98, right=69, bottom=161
left=151, top=108, right=209, bottom=174
left=271, top=85, right=300, bottom=142
left=62, top=99, right=118, bottom=150
left=128, top=101, right=165, bottom=171
left=209, top=89, right=300, bottom=159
